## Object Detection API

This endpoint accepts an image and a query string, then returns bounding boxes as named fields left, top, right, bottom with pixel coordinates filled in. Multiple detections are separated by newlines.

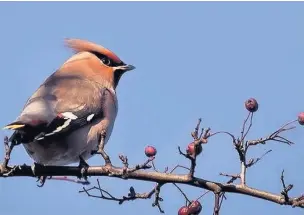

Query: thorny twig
left=246, top=150, right=272, bottom=168
left=219, top=173, right=240, bottom=184
left=152, top=160, right=158, bottom=172
left=246, top=120, right=297, bottom=148
left=178, top=119, right=211, bottom=178
left=213, top=193, right=221, bottom=215
left=173, top=183, right=191, bottom=205
left=92, top=131, right=112, bottom=165
left=118, top=154, right=154, bottom=178
left=80, top=179, right=156, bottom=204
left=280, top=170, right=293, bottom=203
left=196, top=190, right=211, bottom=201
left=1, top=136, right=16, bottom=171
left=128, top=157, right=154, bottom=173
left=178, top=146, right=196, bottom=178
left=209, top=131, right=236, bottom=143
left=241, top=112, right=253, bottom=142
left=118, top=154, right=129, bottom=177
left=191, top=118, right=202, bottom=140
left=152, top=183, right=164, bottom=213
left=1, top=113, right=303, bottom=214
left=218, top=193, right=227, bottom=214
left=170, top=165, right=190, bottom=174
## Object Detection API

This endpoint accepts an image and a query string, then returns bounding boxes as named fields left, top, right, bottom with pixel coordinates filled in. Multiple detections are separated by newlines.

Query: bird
left=3, top=38, right=135, bottom=166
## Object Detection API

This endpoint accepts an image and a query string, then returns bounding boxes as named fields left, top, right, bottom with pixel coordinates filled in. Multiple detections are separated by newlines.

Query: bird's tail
left=2, top=122, right=26, bottom=144
left=3, top=121, right=25, bottom=130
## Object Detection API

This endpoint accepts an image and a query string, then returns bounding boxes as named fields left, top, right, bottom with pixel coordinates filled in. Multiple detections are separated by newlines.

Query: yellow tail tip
left=3, top=124, right=25, bottom=130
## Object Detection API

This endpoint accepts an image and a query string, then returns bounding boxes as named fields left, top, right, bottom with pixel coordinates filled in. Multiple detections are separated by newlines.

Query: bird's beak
left=115, top=64, right=136, bottom=72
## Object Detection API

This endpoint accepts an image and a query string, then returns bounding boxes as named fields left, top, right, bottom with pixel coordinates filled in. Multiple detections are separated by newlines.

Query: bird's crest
left=64, top=38, right=122, bottom=64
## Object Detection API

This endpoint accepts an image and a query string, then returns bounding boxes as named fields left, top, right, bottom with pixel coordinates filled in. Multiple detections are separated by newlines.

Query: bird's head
left=64, top=38, right=135, bottom=89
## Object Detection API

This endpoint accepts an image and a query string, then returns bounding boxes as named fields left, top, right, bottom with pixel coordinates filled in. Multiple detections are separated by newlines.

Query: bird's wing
left=4, top=72, right=117, bottom=143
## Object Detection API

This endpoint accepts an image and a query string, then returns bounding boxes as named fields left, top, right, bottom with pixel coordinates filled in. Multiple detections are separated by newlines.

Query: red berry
left=186, top=142, right=202, bottom=156
left=144, top=146, right=157, bottom=157
left=188, top=200, right=202, bottom=214
left=245, top=98, right=259, bottom=112
left=178, top=206, right=189, bottom=215
left=298, top=112, right=304, bottom=125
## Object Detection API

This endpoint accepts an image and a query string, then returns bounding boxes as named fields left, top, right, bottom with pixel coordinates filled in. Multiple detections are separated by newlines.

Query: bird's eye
left=101, top=57, right=112, bottom=66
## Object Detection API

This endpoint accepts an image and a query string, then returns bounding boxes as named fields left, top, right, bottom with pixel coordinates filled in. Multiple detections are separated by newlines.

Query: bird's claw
left=31, top=163, right=50, bottom=187
left=78, top=156, right=89, bottom=180
left=36, top=176, right=48, bottom=187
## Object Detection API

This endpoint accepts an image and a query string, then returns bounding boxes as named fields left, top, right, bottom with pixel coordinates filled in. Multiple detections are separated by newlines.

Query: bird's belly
left=22, top=125, right=99, bottom=166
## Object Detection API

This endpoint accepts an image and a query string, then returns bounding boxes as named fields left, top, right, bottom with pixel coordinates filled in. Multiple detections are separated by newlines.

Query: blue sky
left=0, top=2, right=304, bottom=215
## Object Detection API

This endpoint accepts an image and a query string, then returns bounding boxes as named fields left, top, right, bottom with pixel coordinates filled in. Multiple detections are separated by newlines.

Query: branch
left=1, top=103, right=302, bottom=215
left=1, top=163, right=303, bottom=209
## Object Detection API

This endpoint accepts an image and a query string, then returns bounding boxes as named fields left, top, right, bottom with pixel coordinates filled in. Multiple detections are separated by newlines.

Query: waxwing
left=3, top=38, right=135, bottom=166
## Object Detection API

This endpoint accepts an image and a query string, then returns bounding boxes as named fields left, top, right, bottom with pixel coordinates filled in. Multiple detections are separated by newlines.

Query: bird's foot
left=31, top=162, right=50, bottom=187
left=36, top=176, right=51, bottom=187
left=91, top=131, right=112, bottom=166
left=78, top=156, right=89, bottom=180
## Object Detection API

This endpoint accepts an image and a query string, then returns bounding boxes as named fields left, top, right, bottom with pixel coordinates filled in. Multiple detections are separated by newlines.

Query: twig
left=178, top=146, right=196, bottom=178
left=179, top=120, right=212, bottom=179
left=152, top=183, right=164, bottom=213
left=240, top=112, right=253, bottom=142
left=118, top=154, right=129, bottom=177
left=240, top=160, right=247, bottom=185
left=209, top=131, right=237, bottom=144
left=280, top=170, right=293, bottom=203
left=213, top=193, right=221, bottom=215
left=246, top=150, right=272, bottom=168
left=247, top=120, right=296, bottom=148
left=196, top=190, right=211, bottom=201
left=79, top=179, right=156, bottom=205
left=92, top=132, right=111, bottom=165
left=173, top=183, right=191, bottom=205
left=118, top=154, right=154, bottom=178
left=233, top=138, right=247, bottom=186
left=218, top=193, right=226, bottom=213
left=170, top=165, right=191, bottom=173
left=152, top=160, right=158, bottom=172
left=219, top=173, right=240, bottom=184
left=1, top=136, right=16, bottom=170
left=191, top=118, right=202, bottom=140
left=127, top=157, right=154, bottom=173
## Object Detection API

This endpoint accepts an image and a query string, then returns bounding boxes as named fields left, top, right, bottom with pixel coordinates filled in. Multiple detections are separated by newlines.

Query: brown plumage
left=4, top=38, right=135, bottom=165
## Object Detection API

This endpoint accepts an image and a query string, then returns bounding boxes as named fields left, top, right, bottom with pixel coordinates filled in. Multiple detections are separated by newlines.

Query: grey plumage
left=4, top=39, right=135, bottom=166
